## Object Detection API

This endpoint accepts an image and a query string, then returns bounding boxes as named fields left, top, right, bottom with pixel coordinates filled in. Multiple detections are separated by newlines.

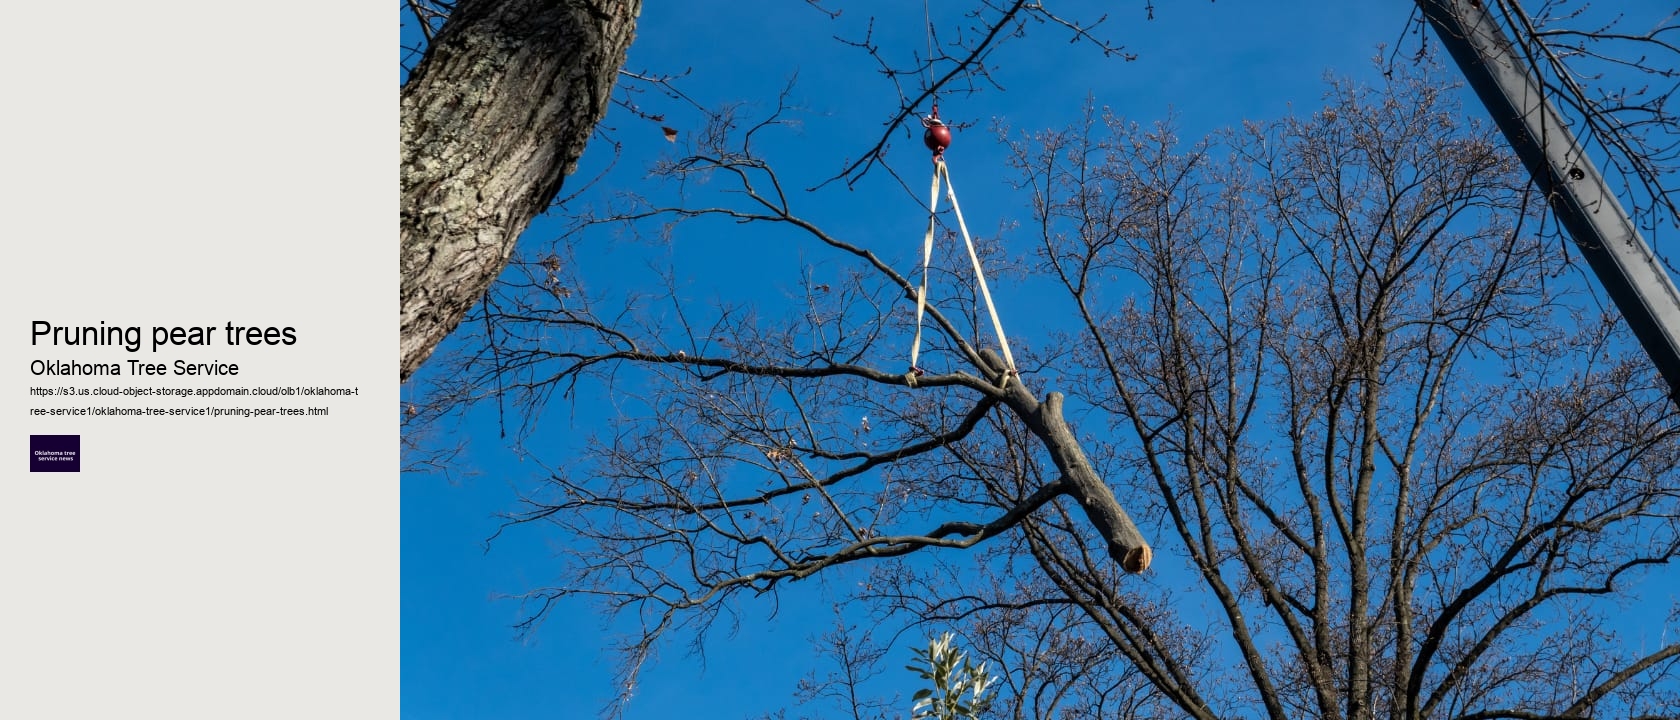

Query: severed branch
left=982, top=349, right=1153, bottom=572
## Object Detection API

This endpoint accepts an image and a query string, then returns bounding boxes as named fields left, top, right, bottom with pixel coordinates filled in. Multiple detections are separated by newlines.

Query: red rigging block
left=923, top=121, right=951, bottom=154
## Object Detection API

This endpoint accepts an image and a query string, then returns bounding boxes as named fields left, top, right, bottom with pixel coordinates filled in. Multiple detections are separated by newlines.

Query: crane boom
left=1416, top=0, right=1680, bottom=402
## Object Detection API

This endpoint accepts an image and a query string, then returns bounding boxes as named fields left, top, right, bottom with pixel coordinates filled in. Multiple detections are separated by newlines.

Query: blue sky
left=401, top=3, right=1677, bottom=718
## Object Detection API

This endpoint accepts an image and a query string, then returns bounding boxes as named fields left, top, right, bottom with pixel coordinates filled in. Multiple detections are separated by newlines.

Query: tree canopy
left=401, top=3, right=1680, bottom=719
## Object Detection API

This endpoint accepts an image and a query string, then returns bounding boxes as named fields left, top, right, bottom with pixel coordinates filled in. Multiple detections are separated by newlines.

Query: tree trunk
left=400, top=0, right=641, bottom=381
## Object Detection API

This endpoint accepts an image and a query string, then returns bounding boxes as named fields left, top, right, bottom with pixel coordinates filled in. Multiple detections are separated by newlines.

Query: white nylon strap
left=907, top=159, right=1017, bottom=378
left=909, top=165, right=942, bottom=372
left=940, top=160, right=1017, bottom=375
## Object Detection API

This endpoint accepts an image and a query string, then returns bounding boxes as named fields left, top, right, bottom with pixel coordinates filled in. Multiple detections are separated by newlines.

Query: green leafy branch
left=907, top=633, right=996, bottom=720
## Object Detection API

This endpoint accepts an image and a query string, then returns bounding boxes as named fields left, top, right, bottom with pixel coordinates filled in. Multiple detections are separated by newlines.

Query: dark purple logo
left=30, top=435, right=80, bottom=472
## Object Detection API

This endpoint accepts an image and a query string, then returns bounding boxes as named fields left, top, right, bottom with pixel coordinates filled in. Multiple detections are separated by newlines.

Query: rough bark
left=400, top=0, right=641, bottom=381
left=981, top=349, right=1153, bottom=572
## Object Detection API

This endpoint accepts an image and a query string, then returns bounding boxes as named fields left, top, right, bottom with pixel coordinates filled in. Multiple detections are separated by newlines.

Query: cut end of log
left=1119, top=544, right=1152, bottom=573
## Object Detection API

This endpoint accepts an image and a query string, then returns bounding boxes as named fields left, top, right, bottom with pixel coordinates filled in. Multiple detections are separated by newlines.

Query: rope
left=924, top=0, right=934, bottom=93
left=909, top=158, right=1018, bottom=381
